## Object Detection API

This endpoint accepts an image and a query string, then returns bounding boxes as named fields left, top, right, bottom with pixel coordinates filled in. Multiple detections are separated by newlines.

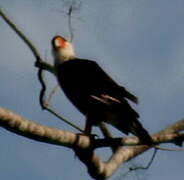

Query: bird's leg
left=84, top=118, right=93, bottom=135
left=83, top=116, right=99, bottom=139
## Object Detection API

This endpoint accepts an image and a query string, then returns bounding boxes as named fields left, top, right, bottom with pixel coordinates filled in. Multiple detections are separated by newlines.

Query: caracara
left=51, top=35, right=152, bottom=144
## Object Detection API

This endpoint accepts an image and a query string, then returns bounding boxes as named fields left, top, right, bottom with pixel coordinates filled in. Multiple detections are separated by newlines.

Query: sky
left=0, top=0, right=184, bottom=179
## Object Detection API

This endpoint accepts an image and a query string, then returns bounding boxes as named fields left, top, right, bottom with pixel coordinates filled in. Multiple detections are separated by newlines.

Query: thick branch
left=0, top=107, right=81, bottom=148
left=75, top=145, right=149, bottom=180
left=0, top=106, right=184, bottom=179
left=76, top=133, right=184, bottom=179
left=158, top=118, right=184, bottom=134
left=1, top=106, right=183, bottom=148
left=0, top=107, right=153, bottom=179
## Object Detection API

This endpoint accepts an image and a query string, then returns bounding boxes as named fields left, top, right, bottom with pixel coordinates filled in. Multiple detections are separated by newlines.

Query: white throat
left=53, top=42, right=75, bottom=65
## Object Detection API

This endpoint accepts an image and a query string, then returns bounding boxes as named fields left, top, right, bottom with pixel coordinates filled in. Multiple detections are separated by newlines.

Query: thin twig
left=155, top=146, right=184, bottom=151
left=52, top=0, right=83, bottom=42
left=0, top=8, right=42, bottom=62
left=129, top=148, right=157, bottom=171
left=0, top=8, right=83, bottom=132
left=45, top=106, right=83, bottom=132
left=46, top=84, right=59, bottom=105
left=38, top=57, right=83, bottom=131
left=38, top=68, right=47, bottom=109
left=68, top=5, right=74, bottom=42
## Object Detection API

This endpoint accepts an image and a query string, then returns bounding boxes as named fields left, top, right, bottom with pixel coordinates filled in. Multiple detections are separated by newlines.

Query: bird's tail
left=129, top=119, right=152, bottom=145
left=105, top=115, right=152, bottom=145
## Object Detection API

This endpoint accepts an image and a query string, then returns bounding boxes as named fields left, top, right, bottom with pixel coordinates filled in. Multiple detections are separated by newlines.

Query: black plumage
left=55, top=58, right=152, bottom=144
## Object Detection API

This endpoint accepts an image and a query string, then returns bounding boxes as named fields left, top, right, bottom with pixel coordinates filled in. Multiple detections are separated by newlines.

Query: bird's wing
left=87, top=61, right=138, bottom=104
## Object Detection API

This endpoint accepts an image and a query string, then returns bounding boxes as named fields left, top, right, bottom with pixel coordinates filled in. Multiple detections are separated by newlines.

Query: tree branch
left=0, top=8, right=83, bottom=132
left=0, top=8, right=41, bottom=61
left=0, top=107, right=78, bottom=148
left=158, top=118, right=184, bottom=134
left=0, top=106, right=184, bottom=179
left=0, top=8, right=55, bottom=74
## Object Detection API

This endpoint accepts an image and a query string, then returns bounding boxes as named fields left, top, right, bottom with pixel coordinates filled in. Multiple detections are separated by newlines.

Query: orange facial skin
left=53, top=36, right=67, bottom=49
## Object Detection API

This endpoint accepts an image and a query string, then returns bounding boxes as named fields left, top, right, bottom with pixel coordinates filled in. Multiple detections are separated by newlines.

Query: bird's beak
left=52, top=36, right=66, bottom=49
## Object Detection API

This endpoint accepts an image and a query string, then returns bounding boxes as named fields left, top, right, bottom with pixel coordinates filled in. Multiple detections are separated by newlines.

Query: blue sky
left=0, top=0, right=184, bottom=179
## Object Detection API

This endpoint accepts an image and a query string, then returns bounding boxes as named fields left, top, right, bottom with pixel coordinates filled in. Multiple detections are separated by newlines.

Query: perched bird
left=51, top=35, right=152, bottom=144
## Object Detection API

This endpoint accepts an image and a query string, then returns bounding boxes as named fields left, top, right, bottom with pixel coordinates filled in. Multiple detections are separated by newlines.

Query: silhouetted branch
left=129, top=148, right=158, bottom=171
left=52, top=0, right=83, bottom=41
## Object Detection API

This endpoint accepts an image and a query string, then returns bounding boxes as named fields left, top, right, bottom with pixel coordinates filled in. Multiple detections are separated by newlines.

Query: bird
left=51, top=35, right=152, bottom=144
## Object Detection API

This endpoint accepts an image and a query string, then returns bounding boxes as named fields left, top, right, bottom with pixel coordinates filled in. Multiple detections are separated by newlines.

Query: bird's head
left=52, top=36, right=75, bottom=64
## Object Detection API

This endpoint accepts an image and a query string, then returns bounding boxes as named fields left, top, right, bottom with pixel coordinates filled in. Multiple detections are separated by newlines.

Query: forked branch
left=0, top=107, right=184, bottom=179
